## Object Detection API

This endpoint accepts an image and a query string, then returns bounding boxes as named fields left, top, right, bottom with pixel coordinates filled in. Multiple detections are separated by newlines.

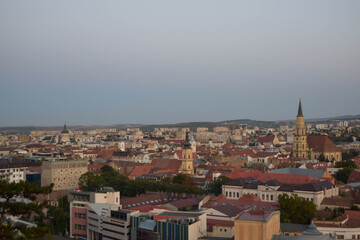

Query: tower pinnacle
left=297, top=98, right=303, bottom=117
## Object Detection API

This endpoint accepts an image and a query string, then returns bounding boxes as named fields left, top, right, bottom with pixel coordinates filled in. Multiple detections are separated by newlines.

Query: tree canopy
left=278, top=193, right=316, bottom=224
left=78, top=169, right=204, bottom=197
left=206, top=176, right=231, bottom=196
left=0, top=180, right=54, bottom=240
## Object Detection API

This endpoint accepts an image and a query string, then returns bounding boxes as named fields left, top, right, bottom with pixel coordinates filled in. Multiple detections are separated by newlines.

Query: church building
left=292, top=98, right=342, bottom=161
left=179, top=132, right=194, bottom=174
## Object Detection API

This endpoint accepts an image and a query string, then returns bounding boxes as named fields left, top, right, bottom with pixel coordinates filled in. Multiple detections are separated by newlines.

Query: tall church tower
left=293, top=98, right=309, bottom=159
left=179, top=132, right=194, bottom=174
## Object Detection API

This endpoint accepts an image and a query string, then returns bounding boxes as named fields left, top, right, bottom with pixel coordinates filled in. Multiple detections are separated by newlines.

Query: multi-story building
left=0, top=165, right=27, bottom=183
left=68, top=188, right=121, bottom=239
left=234, top=210, right=280, bottom=240
left=222, top=178, right=338, bottom=208
left=41, top=159, right=87, bottom=191
left=87, top=205, right=138, bottom=240
left=130, top=211, right=207, bottom=240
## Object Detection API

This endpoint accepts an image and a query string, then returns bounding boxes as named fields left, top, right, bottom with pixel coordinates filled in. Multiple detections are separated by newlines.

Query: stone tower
left=293, top=98, right=309, bottom=159
left=179, top=132, right=194, bottom=174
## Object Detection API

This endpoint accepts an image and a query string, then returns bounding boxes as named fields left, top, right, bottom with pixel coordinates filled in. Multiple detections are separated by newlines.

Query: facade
left=68, top=188, right=121, bottom=239
left=179, top=132, right=194, bottom=175
left=41, top=159, right=87, bottom=191
left=234, top=210, right=280, bottom=240
left=87, top=204, right=137, bottom=240
left=130, top=211, right=207, bottom=240
left=222, top=178, right=338, bottom=208
left=0, top=166, right=27, bottom=183
left=307, top=136, right=342, bottom=162
left=293, top=98, right=309, bottom=159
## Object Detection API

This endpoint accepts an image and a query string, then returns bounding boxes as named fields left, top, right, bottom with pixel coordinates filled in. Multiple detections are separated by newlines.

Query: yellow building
left=234, top=210, right=280, bottom=240
left=293, top=98, right=309, bottom=159
left=179, top=132, right=194, bottom=174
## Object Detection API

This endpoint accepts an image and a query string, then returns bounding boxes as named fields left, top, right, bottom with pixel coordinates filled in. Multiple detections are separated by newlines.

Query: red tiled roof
left=207, top=219, right=234, bottom=227
left=257, top=135, right=275, bottom=143
left=224, top=168, right=262, bottom=180
left=129, top=165, right=153, bottom=177
left=150, top=159, right=182, bottom=172
left=167, top=198, right=199, bottom=208
left=307, top=136, right=341, bottom=152
left=348, top=171, right=360, bottom=183
left=257, top=173, right=315, bottom=184
left=127, top=205, right=169, bottom=212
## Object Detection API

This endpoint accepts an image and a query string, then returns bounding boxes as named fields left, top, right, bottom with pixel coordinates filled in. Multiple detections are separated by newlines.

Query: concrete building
left=41, top=159, right=87, bottom=191
left=0, top=165, right=27, bottom=183
left=68, top=188, right=121, bottom=239
left=130, top=211, right=207, bottom=240
left=87, top=205, right=137, bottom=240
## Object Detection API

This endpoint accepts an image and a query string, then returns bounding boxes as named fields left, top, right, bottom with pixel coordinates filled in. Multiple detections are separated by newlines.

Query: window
left=237, top=192, right=239, bottom=198
left=271, top=195, right=273, bottom=201
left=262, top=194, right=265, bottom=200
left=229, top=192, right=232, bottom=197
left=226, top=191, right=228, bottom=197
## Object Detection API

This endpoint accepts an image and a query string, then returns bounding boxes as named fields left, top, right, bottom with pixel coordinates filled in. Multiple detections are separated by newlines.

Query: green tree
left=100, top=165, right=114, bottom=173
left=0, top=180, right=54, bottom=240
left=336, top=167, right=354, bottom=183
left=47, top=196, right=69, bottom=236
left=318, top=153, right=326, bottom=162
left=278, top=194, right=316, bottom=224
left=78, top=172, right=106, bottom=191
left=206, top=176, right=231, bottom=196
left=172, top=174, right=187, bottom=185
left=335, top=159, right=357, bottom=169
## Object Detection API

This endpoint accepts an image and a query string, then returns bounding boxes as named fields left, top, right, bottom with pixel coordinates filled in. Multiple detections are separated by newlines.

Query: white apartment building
left=0, top=166, right=27, bottom=183
left=222, top=178, right=338, bottom=208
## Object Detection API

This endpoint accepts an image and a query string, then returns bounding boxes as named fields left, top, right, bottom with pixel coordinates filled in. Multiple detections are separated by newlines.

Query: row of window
left=75, top=213, right=86, bottom=219
left=225, top=191, right=240, bottom=198
left=75, top=224, right=86, bottom=230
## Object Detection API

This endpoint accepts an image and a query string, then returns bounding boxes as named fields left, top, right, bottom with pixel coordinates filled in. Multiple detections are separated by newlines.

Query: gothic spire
left=297, top=98, right=303, bottom=117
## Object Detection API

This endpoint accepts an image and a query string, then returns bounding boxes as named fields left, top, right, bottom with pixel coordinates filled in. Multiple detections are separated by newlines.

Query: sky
left=0, top=1, right=359, bottom=126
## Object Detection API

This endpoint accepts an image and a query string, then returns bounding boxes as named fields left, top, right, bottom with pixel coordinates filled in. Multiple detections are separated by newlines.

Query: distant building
left=0, top=165, right=27, bottom=183
left=234, top=210, right=280, bottom=240
left=179, top=132, right=194, bottom=175
left=293, top=98, right=309, bottom=159
left=41, top=159, right=87, bottom=191
left=308, top=136, right=342, bottom=162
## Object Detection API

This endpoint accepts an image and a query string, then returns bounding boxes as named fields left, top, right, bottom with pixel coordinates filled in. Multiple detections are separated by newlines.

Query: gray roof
left=269, top=168, right=325, bottom=178
left=139, top=219, right=156, bottom=231
left=280, top=223, right=308, bottom=233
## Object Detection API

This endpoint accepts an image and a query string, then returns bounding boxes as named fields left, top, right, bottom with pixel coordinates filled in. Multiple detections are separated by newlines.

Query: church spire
left=297, top=97, right=303, bottom=117
left=183, top=132, right=191, bottom=149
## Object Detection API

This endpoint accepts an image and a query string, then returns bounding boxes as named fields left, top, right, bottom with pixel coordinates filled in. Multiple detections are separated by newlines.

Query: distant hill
left=1, top=114, right=359, bottom=134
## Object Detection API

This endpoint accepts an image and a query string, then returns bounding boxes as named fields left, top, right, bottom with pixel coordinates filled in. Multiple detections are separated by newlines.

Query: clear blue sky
left=0, top=1, right=359, bottom=126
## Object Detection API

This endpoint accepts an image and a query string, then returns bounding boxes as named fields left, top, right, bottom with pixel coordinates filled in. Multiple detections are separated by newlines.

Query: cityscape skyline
left=1, top=1, right=360, bottom=126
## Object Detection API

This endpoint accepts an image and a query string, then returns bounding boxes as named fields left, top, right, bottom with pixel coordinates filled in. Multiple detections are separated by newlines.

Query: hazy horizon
left=1, top=1, right=360, bottom=126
